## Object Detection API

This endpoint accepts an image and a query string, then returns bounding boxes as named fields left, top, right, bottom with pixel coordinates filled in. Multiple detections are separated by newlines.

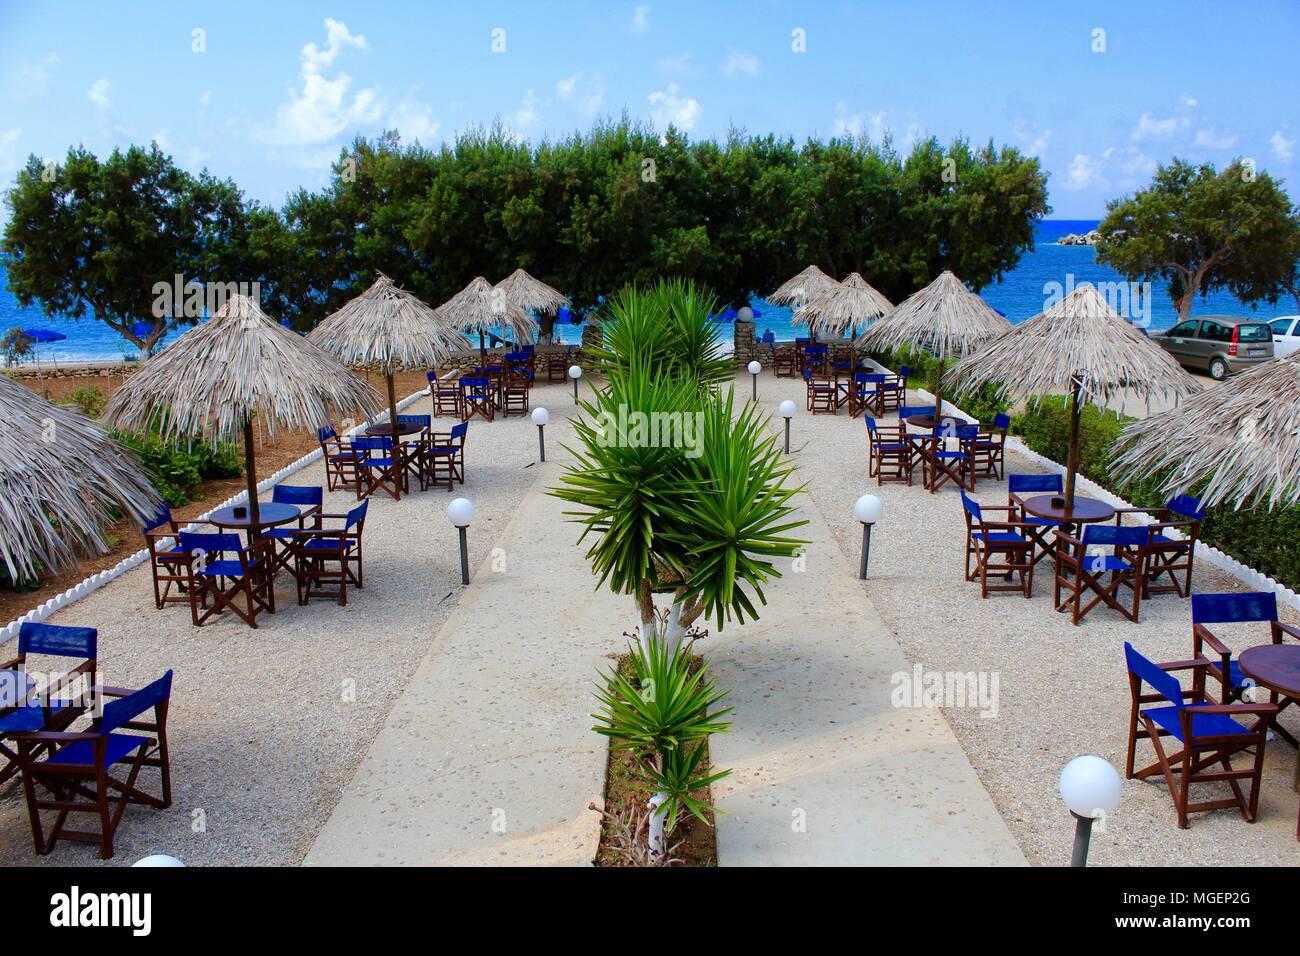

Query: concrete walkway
left=707, top=483, right=1026, bottom=866
left=306, top=456, right=629, bottom=866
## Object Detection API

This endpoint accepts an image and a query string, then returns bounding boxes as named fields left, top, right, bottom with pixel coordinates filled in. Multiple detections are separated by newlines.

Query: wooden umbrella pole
left=386, top=370, right=403, bottom=502
left=1064, top=375, right=1083, bottom=510
left=479, top=330, right=487, bottom=367
left=385, top=371, right=399, bottom=430
left=243, top=414, right=262, bottom=535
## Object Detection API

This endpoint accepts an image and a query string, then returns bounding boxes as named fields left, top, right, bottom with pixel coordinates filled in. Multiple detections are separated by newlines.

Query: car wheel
left=1208, top=357, right=1229, bottom=381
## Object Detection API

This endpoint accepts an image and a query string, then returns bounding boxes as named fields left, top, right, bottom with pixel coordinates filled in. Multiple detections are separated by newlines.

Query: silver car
left=1154, top=316, right=1275, bottom=380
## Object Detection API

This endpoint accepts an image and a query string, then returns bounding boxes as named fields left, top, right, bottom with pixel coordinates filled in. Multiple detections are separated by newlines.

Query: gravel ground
left=750, top=368, right=1300, bottom=867
left=0, top=381, right=578, bottom=867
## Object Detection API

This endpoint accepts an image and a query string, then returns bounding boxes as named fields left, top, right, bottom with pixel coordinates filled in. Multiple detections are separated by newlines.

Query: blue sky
left=1, top=0, right=1297, bottom=218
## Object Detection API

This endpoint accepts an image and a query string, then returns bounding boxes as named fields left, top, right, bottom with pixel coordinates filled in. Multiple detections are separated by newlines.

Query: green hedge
left=111, top=430, right=243, bottom=507
left=1011, top=397, right=1300, bottom=592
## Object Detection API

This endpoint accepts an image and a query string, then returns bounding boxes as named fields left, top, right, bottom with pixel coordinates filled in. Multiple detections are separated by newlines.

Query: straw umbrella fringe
left=769, top=264, right=837, bottom=306
left=494, top=268, right=569, bottom=313
left=857, top=269, right=1011, bottom=423
left=103, top=293, right=383, bottom=528
left=946, top=283, right=1200, bottom=507
left=793, top=272, right=893, bottom=338
left=1112, top=353, right=1300, bottom=510
left=308, top=274, right=471, bottom=443
left=0, top=375, right=159, bottom=580
left=439, top=276, right=537, bottom=364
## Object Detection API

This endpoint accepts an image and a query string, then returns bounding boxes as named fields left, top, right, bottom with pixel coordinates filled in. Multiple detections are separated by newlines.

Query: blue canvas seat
left=960, top=489, right=1034, bottom=598
left=352, top=435, right=403, bottom=501
left=15, top=670, right=173, bottom=859
left=266, top=484, right=324, bottom=574
left=291, top=500, right=368, bottom=606
left=877, top=364, right=909, bottom=413
left=141, top=501, right=195, bottom=608
left=421, top=421, right=468, bottom=492
left=429, top=370, right=463, bottom=418
left=0, top=623, right=98, bottom=785
left=317, top=425, right=362, bottom=492
left=1007, top=473, right=1067, bottom=570
left=178, top=531, right=275, bottom=628
left=1112, top=494, right=1206, bottom=599
left=1124, top=643, right=1274, bottom=830
left=1053, top=523, right=1148, bottom=625
left=972, top=412, right=1011, bottom=479
left=1192, top=591, right=1300, bottom=748
left=864, top=415, right=912, bottom=486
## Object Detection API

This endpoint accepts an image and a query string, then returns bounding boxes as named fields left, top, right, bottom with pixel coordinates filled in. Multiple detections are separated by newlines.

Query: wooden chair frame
left=772, top=345, right=798, bottom=378
left=422, top=422, right=468, bottom=493
left=1125, top=647, right=1275, bottom=830
left=972, top=413, right=1011, bottom=479
left=429, top=371, right=462, bottom=419
left=291, top=503, right=367, bottom=606
left=1008, top=474, right=1065, bottom=572
left=1112, top=495, right=1205, bottom=599
left=15, top=672, right=172, bottom=859
left=141, top=504, right=191, bottom=609
left=864, top=416, right=912, bottom=486
left=961, top=494, right=1035, bottom=598
left=180, top=533, right=276, bottom=628
left=317, top=425, right=360, bottom=493
left=1053, top=526, right=1147, bottom=625
left=352, top=436, right=404, bottom=501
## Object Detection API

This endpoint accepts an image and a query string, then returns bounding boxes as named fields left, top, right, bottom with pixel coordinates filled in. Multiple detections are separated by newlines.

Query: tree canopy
left=1096, top=158, right=1300, bottom=321
left=3, top=121, right=1052, bottom=336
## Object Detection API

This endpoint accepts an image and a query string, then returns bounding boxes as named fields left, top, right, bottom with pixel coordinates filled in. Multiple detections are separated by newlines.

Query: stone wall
left=733, top=319, right=757, bottom=365
left=5, top=362, right=140, bottom=381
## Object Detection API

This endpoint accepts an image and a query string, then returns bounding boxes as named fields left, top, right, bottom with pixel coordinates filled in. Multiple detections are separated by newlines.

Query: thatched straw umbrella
left=1112, top=353, right=1300, bottom=510
left=769, top=264, right=837, bottom=307
left=857, top=269, right=1011, bottom=423
left=308, top=274, right=470, bottom=445
left=439, top=276, right=536, bottom=365
left=793, top=272, right=893, bottom=338
left=0, top=375, right=158, bottom=581
left=103, top=293, right=383, bottom=529
left=946, top=284, right=1200, bottom=508
left=495, top=268, right=570, bottom=345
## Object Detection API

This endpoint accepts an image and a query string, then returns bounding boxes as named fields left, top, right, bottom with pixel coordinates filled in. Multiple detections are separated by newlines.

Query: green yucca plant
left=593, top=626, right=733, bottom=843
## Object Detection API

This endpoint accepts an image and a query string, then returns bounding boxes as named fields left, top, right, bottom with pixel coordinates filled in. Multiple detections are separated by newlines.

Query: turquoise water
left=2, top=219, right=1294, bottom=362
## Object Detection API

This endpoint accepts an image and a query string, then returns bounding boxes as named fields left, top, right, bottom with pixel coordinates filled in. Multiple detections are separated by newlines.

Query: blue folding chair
left=926, top=423, right=979, bottom=493
left=879, top=364, right=910, bottom=413
left=177, top=531, right=275, bottom=627
left=973, top=412, right=1011, bottom=479
left=140, top=502, right=193, bottom=609
left=460, top=375, right=496, bottom=422
left=960, top=490, right=1034, bottom=598
left=1054, top=523, right=1148, bottom=624
left=423, top=421, right=469, bottom=492
left=397, top=414, right=433, bottom=488
left=351, top=435, right=402, bottom=501
left=1124, top=643, right=1273, bottom=830
left=428, top=371, right=462, bottom=418
left=1114, top=494, right=1206, bottom=599
left=849, top=373, right=885, bottom=417
left=16, top=670, right=174, bottom=859
left=266, top=484, right=324, bottom=574
left=1193, top=592, right=1300, bottom=738
left=1008, top=473, right=1064, bottom=570
left=0, top=623, right=98, bottom=785
left=291, top=500, right=368, bottom=606
left=864, top=415, right=911, bottom=485
left=317, top=425, right=361, bottom=493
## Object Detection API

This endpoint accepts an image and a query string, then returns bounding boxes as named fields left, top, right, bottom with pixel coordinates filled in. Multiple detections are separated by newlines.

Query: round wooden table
left=904, top=414, right=981, bottom=432
left=208, top=502, right=301, bottom=536
left=364, top=421, right=425, bottom=439
left=1239, top=644, right=1300, bottom=790
left=1018, top=493, right=1116, bottom=525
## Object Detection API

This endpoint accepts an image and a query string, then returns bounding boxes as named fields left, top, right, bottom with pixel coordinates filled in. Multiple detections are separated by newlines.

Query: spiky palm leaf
left=590, top=279, right=733, bottom=387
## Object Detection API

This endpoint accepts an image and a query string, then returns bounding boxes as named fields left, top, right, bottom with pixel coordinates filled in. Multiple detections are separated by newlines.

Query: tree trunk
left=646, top=789, right=666, bottom=861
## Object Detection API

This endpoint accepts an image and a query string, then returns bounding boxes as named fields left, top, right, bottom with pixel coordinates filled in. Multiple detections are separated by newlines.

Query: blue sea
left=2, top=219, right=1294, bottom=362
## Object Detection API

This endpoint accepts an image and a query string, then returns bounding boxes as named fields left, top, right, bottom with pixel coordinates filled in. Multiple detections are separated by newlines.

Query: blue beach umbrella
left=21, top=328, right=66, bottom=343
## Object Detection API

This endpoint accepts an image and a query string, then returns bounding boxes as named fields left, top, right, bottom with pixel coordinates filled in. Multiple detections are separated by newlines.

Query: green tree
left=1096, top=158, right=1299, bottom=321
left=2, top=145, right=259, bottom=352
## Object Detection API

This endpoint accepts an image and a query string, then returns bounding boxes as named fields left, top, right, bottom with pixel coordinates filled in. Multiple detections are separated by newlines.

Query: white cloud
left=830, top=103, right=922, bottom=149
left=631, top=4, right=651, bottom=33
left=1064, top=153, right=1103, bottom=191
left=13, top=53, right=58, bottom=100
left=88, top=77, right=111, bottom=110
left=1131, top=110, right=1183, bottom=141
left=262, top=18, right=382, bottom=148
left=388, top=97, right=440, bottom=144
left=647, top=83, right=701, bottom=131
left=723, top=49, right=760, bottom=78
left=150, top=130, right=171, bottom=150
left=556, top=73, right=606, bottom=116
left=199, top=89, right=213, bottom=109
left=506, top=90, right=542, bottom=137
left=0, top=128, right=23, bottom=182
left=1193, top=127, right=1238, bottom=149
left=1013, top=120, right=1051, bottom=158
left=1270, top=130, right=1295, bottom=162
left=657, top=51, right=694, bottom=75
left=1179, top=92, right=1198, bottom=108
